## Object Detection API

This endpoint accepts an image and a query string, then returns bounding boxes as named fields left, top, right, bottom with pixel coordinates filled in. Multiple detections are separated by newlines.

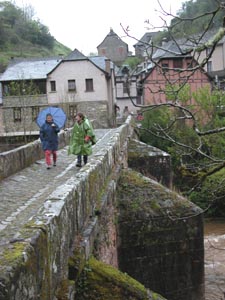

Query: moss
left=75, top=257, right=167, bottom=299
left=55, top=279, right=75, bottom=300
left=152, top=292, right=166, bottom=300
left=0, top=219, right=52, bottom=300
left=117, top=169, right=201, bottom=218
left=87, top=166, right=112, bottom=214
left=75, top=256, right=150, bottom=300
left=2, top=242, right=27, bottom=265
left=68, top=247, right=86, bottom=281
left=148, top=198, right=161, bottom=211
left=22, top=220, right=51, bottom=300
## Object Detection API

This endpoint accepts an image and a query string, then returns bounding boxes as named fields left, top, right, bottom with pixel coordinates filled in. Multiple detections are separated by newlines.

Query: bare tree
left=121, top=4, right=225, bottom=298
left=121, top=0, right=225, bottom=193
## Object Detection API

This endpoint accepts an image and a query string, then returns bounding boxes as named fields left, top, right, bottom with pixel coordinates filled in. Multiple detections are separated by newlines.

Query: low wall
left=0, top=129, right=71, bottom=180
left=128, top=139, right=172, bottom=188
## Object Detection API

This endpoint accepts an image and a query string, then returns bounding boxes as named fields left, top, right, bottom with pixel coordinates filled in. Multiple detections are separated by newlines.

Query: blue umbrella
left=36, top=106, right=67, bottom=129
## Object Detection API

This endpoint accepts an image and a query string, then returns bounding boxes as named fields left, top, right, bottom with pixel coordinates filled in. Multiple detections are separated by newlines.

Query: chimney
left=162, top=37, right=167, bottom=46
left=105, top=58, right=111, bottom=74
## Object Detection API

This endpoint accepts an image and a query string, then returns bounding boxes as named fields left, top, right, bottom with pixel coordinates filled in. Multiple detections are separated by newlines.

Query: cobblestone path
left=0, top=129, right=113, bottom=246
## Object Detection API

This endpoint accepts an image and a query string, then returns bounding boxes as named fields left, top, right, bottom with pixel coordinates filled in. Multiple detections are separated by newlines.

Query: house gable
left=143, top=57, right=212, bottom=105
left=97, top=28, right=128, bottom=66
left=47, top=58, right=110, bottom=105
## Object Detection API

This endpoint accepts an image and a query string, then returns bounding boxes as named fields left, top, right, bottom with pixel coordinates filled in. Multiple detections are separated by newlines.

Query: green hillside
left=0, top=1, right=71, bottom=72
left=0, top=39, right=71, bottom=71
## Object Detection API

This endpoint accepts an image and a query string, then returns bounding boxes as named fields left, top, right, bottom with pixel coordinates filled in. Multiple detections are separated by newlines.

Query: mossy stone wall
left=116, top=169, right=204, bottom=300
left=128, top=139, right=172, bottom=188
left=74, top=257, right=166, bottom=300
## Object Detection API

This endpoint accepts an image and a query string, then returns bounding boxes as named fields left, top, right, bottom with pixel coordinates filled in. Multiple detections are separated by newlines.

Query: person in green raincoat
left=68, top=112, right=96, bottom=167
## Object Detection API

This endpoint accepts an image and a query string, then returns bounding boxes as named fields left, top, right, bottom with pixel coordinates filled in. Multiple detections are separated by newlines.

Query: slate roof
left=185, top=28, right=225, bottom=46
left=62, top=48, right=115, bottom=72
left=153, top=40, right=192, bottom=60
left=1, top=48, right=115, bottom=82
left=0, top=57, right=61, bottom=81
left=134, top=31, right=160, bottom=47
left=97, top=28, right=128, bottom=48
left=115, top=65, right=131, bottom=76
left=89, top=56, right=114, bottom=71
left=153, top=28, right=225, bottom=61
left=63, top=48, right=87, bottom=61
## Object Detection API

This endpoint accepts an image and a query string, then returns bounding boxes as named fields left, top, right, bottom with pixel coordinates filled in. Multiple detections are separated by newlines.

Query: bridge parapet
left=0, top=129, right=71, bottom=180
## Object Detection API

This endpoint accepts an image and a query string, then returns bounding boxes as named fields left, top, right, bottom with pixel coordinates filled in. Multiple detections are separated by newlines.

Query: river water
left=205, top=219, right=225, bottom=300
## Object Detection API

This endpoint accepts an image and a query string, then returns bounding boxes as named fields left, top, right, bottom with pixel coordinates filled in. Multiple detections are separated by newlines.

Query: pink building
left=139, top=41, right=212, bottom=105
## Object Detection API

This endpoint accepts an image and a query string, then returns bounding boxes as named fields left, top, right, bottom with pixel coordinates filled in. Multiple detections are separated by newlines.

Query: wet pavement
left=0, top=128, right=114, bottom=245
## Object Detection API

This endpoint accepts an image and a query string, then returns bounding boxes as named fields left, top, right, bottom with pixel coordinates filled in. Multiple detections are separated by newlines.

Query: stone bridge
left=0, top=117, right=204, bottom=300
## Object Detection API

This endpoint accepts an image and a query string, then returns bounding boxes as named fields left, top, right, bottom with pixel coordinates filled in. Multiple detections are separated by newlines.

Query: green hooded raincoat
left=68, top=117, right=96, bottom=156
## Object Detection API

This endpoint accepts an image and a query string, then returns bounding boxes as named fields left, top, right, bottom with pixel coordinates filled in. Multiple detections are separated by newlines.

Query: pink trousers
left=44, top=150, right=57, bottom=166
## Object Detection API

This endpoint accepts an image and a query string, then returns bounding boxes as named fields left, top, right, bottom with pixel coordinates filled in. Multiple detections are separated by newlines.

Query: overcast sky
left=11, top=0, right=184, bottom=55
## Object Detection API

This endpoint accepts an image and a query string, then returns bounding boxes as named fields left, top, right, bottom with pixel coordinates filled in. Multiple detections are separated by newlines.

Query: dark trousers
left=77, top=155, right=88, bottom=165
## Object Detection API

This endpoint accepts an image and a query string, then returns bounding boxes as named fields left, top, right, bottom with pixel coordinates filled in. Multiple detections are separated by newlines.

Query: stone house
left=133, top=31, right=159, bottom=59
left=197, top=29, right=225, bottom=90
left=97, top=28, right=129, bottom=67
left=97, top=28, right=142, bottom=116
left=115, top=65, right=142, bottom=116
left=0, top=49, right=116, bottom=134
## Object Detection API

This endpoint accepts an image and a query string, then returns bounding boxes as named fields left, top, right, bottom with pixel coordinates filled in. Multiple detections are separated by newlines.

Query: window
left=206, top=47, right=212, bottom=56
left=118, top=46, right=124, bottom=55
left=85, top=79, right=93, bottom=92
left=36, top=80, right=46, bottom=94
left=207, top=61, right=212, bottom=72
left=161, top=63, right=169, bottom=71
left=136, top=96, right=142, bottom=104
left=123, top=81, right=129, bottom=94
left=69, top=105, right=77, bottom=120
left=50, top=81, right=56, bottom=92
left=173, top=59, right=183, bottom=69
left=13, top=108, right=21, bottom=122
left=101, top=48, right=106, bottom=55
left=2, top=84, right=9, bottom=96
left=32, top=107, right=40, bottom=121
left=187, top=60, right=194, bottom=68
left=68, top=80, right=76, bottom=92
left=137, top=83, right=143, bottom=96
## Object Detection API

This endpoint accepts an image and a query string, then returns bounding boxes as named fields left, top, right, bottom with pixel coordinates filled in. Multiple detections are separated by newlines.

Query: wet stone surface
left=0, top=129, right=113, bottom=246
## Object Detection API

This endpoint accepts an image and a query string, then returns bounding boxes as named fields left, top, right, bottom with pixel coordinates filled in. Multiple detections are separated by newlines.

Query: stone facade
left=97, top=28, right=129, bottom=66
left=0, top=51, right=117, bottom=134
left=128, top=139, right=172, bottom=188
left=1, top=94, right=48, bottom=133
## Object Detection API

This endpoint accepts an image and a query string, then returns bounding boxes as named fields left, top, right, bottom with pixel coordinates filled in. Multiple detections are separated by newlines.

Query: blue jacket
left=40, top=121, right=60, bottom=151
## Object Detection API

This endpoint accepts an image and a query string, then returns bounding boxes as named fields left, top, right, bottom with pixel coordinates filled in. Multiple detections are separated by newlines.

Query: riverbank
left=204, top=218, right=225, bottom=300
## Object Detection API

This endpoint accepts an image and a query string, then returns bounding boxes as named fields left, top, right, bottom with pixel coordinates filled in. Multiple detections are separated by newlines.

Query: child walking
left=40, top=113, right=60, bottom=169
